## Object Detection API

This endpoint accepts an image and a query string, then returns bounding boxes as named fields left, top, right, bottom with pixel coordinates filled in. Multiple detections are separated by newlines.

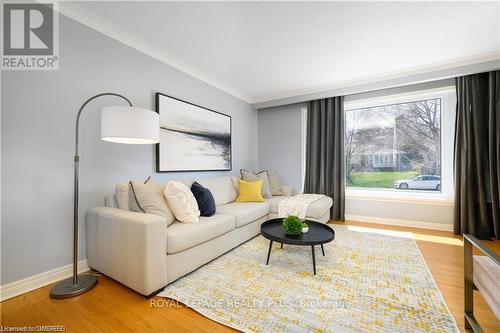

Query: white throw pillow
left=164, top=181, right=200, bottom=223
left=195, top=177, right=237, bottom=206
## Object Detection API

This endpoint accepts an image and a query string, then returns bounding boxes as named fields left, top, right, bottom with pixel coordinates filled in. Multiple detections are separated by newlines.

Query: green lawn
left=348, top=171, right=419, bottom=189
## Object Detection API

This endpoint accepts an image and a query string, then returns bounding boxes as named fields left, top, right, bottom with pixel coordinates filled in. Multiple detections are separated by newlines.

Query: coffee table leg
left=280, top=243, right=283, bottom=249
left=321, top=244, right=325, bottom=256
left=311, top=245, right=316, bottom=275
left=266, top=240, right=273, bottom=265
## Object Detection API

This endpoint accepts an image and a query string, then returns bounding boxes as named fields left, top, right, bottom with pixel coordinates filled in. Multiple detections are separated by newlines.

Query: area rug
left=159, top=224, right=458, bottom=333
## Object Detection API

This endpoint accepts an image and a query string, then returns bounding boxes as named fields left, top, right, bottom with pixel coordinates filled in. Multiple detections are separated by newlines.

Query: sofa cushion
left=264, top=196, right=286, bottom=213
left=217, top=202, right=270, bottom=228
left=195, top=177, right=237, bottom=206
left=178, top=178, right=193, bottom=188
left=264, top=195, right=333, bottom=219
left=473, top=255, right=500, bottom=319
left=115, top=184, right=130, bottom=210
left=167, top=214, right=235, bottom=254
left=104, top=194, right=118, bottom=208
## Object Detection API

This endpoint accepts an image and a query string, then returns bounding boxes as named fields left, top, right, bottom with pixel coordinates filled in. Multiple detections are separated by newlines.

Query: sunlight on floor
left=346, top=225, right=413, bottom=238
left=411, top=233, right=463, bottom=246
left=345, top=225, right=463, bottom=246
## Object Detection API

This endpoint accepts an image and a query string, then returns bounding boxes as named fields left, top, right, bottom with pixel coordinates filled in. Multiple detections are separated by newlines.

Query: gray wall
left=1, top=15, right=257, bottom=285
left=257, top=103, right=306, bottom=192
left=257, top=81, right=455, bottom=227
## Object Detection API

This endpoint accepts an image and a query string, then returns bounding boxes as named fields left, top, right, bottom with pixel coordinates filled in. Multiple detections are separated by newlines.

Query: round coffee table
left=260, top=218, right=335, bottom=275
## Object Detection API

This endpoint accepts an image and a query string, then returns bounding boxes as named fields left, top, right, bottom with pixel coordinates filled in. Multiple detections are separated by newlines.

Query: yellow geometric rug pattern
left=159, top=224, right=458, bottom=333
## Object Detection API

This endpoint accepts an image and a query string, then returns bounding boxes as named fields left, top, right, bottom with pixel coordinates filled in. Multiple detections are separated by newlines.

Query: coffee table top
left=260, top=218, right=335, bottom=246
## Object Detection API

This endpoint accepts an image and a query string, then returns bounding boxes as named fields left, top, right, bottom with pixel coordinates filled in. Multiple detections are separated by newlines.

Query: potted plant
left=282, top=215, right=308, bottom=236
left=301, top=222, right=309, bottom=233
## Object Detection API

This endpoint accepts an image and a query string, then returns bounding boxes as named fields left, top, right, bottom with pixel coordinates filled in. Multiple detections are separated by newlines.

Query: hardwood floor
left=2, top=220, right=499, bottom=333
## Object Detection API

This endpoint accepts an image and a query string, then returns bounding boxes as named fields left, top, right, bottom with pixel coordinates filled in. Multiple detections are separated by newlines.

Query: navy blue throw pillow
left=190, top=181, right=216, bottom=217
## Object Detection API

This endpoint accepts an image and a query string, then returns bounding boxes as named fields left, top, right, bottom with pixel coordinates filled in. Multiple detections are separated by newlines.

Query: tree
left=345, top=110, right=362, bottom=184
left=345, top=107, right=394, bottom=183
left=395, top=99, right=441, bottom=174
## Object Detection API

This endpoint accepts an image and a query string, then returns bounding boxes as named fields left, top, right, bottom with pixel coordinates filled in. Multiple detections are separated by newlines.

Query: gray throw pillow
left=129, top=180, right=176, bottom=226
left=268, top=172, right=284, bottom=196
left=240, top=169, right=272, bottom=198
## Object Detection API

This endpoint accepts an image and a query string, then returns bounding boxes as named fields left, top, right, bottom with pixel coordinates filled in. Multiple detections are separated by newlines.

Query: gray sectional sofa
left=86, top=176, right=333, bottom=296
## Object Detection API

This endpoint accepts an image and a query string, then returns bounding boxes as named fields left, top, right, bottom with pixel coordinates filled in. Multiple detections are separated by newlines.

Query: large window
left=344, top=88, right=455, bottom=199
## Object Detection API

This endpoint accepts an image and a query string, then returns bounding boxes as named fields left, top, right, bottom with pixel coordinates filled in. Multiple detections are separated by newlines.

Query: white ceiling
left=63, top=1, right=500, bottom=103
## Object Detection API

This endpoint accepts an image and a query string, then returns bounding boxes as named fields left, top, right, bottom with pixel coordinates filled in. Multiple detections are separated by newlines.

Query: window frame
left=344, top=86, right=456, bottom=204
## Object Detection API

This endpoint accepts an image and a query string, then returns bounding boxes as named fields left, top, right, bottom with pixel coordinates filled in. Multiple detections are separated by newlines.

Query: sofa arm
left=282, top=185, right=295, bottom=196
left=86, top=207, right=168, bottom=296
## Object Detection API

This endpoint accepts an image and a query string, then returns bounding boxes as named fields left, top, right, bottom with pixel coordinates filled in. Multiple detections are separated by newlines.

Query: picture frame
left=155, top=92, right=232, bottom=172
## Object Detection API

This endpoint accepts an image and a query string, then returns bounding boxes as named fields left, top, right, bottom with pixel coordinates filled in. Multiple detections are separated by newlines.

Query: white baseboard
left=0, top=260, right=90, bottom=301
left=345, top=214, right=454, bottom=232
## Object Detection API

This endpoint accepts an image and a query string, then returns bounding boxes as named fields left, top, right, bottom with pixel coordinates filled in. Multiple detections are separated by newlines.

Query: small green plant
left=282, top=215, right=305, bottom=236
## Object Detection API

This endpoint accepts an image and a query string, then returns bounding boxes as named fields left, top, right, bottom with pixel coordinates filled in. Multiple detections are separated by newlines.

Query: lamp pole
left=50, top=93, right=133, bottom=298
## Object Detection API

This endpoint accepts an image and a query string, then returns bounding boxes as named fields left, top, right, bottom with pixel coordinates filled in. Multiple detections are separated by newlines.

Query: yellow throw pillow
left=236, top=178, right=264, bottom=203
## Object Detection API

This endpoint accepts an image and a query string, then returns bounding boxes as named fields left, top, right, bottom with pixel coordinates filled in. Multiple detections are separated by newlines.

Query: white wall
left=345, top=197, right=453, bottom=230
left=257, top=80, right=455, bottom=230
left=1, top=14, right=258, bottom=285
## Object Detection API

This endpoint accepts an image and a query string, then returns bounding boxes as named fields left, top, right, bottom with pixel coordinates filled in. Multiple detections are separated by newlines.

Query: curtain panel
left=454, top=70, right=500, bottom=240
left=304, top=97, right=345, bottom=221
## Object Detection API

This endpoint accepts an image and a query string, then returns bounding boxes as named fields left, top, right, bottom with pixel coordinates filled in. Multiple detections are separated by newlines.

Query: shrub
left=282, top=215, right=304, bottom=236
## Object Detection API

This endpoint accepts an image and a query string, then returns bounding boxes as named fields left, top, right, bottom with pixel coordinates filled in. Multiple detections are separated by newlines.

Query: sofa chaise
left=86, top=176, right=333, bottom=296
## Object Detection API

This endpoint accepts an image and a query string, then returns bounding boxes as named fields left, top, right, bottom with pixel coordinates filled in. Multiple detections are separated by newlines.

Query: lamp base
left=49, top=275, right=98, bottom=299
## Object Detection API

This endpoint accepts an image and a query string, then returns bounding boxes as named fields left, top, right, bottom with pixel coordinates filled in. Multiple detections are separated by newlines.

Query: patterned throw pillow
left=240, top=169, right=272, bottom=198
left=164, top=181, right=200, bottom=223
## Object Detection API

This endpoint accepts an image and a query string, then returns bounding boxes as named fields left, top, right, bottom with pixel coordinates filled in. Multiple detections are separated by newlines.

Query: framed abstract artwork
left=155, top=93, right=232, bottom=172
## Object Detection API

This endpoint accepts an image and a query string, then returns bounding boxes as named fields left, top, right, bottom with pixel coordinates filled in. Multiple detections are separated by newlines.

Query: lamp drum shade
left=101, top=106, right=159, bottom=144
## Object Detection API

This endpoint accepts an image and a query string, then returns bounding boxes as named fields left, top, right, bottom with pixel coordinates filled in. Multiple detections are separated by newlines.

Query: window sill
left=345, top=188, right=454, bottom=206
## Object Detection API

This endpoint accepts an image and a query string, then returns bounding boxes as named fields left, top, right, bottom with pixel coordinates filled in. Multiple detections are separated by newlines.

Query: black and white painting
left=155, top=93, right=231, bottom=172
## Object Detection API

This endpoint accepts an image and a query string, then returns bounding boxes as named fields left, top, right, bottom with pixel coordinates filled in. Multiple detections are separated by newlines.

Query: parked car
left=394, top=175, right=441, bottom=191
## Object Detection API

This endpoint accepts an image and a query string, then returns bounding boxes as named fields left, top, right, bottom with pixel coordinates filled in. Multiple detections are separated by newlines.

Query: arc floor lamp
left=49, top=93, right=159, bottom=299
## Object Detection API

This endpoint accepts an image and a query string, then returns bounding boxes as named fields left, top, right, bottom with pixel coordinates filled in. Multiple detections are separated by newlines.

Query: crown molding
left=38, top=2, right=500, bottom=107
left=253, top=52, right=500, bottom=109
left=53, top=2, right=253, bottom=103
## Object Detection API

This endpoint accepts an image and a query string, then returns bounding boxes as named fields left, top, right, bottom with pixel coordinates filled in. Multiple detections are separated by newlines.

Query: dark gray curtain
left=454, top=70, right=500, bottom=240
left=304, top=97, right=345, bottom=221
